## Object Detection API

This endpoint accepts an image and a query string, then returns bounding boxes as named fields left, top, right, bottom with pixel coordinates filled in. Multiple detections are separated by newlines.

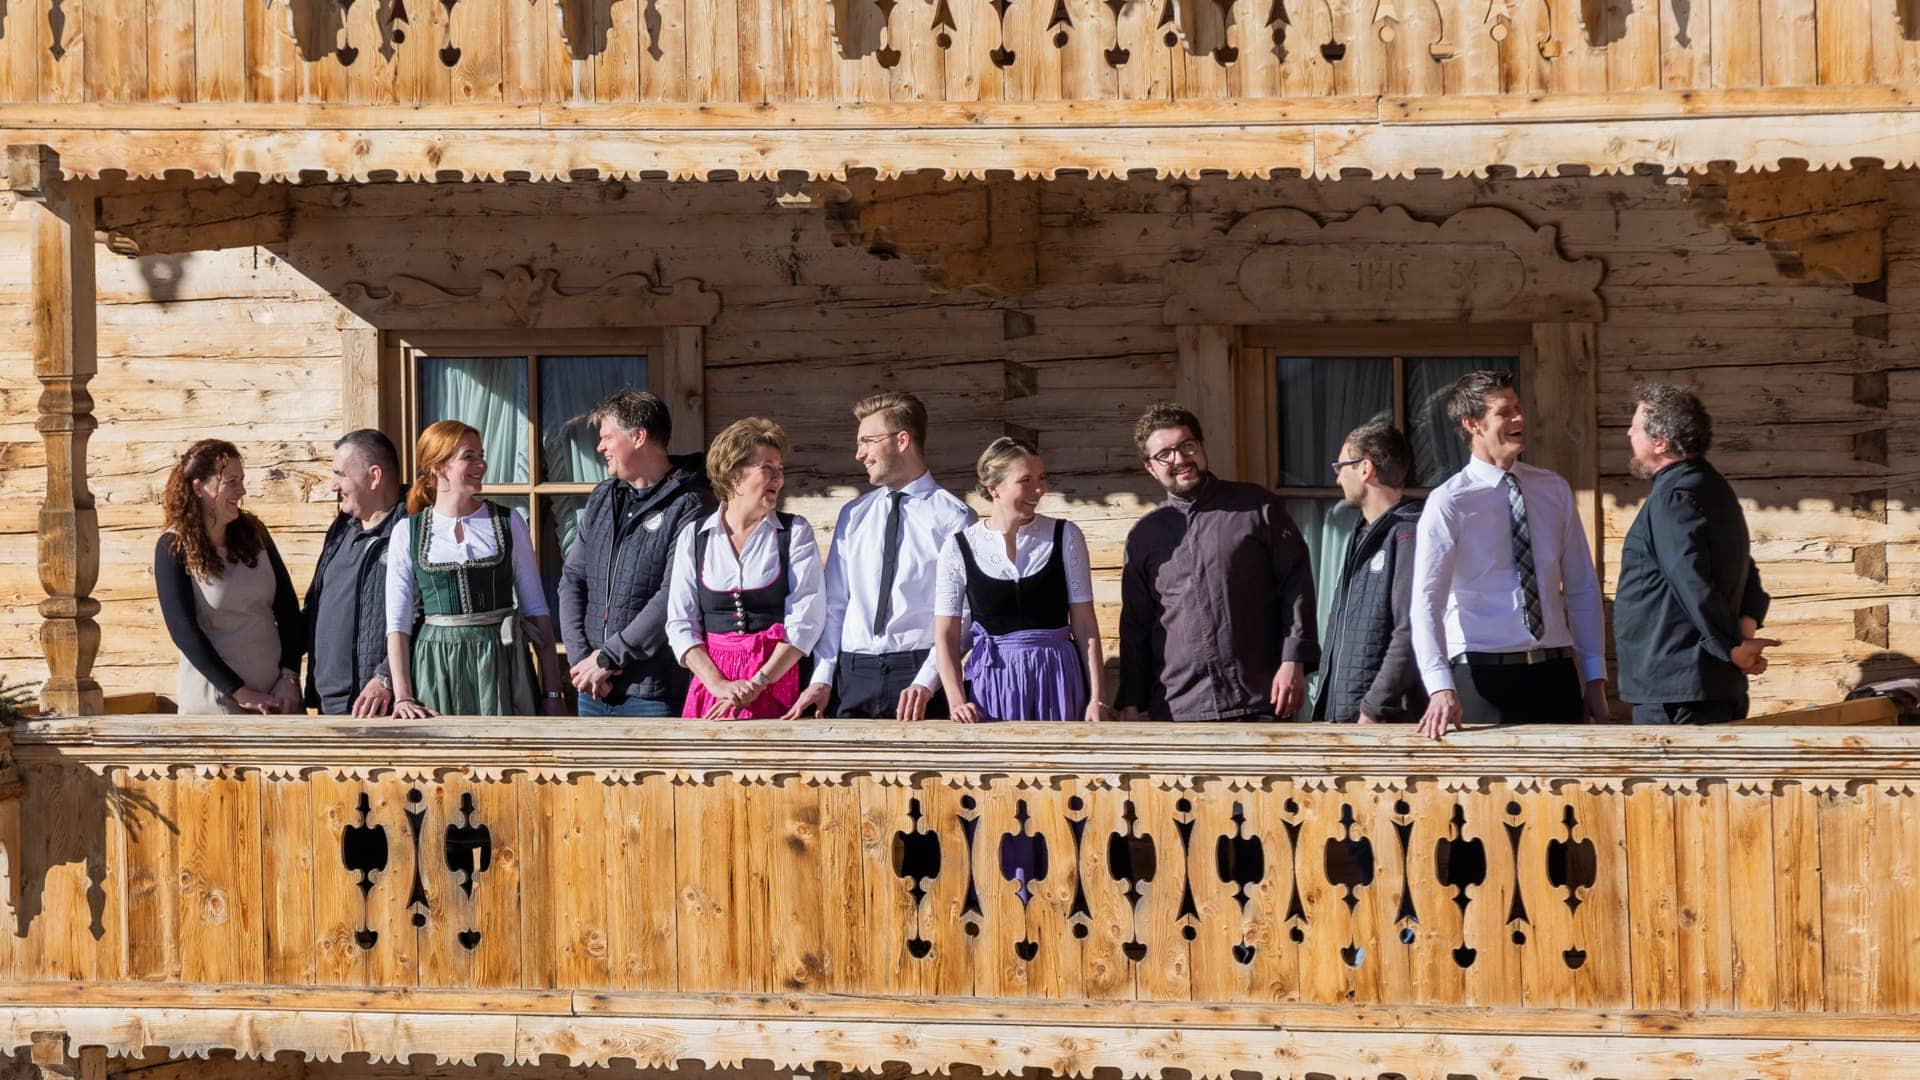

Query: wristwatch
left=544, top=690, right=566, bottom=701
left=594, top=650, right=620, bottom=671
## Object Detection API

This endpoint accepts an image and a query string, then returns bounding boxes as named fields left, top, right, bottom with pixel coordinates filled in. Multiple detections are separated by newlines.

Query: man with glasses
left=784, top=391, right=973, bottom=721
left=1412, top=370, right=1608, bottom=737
left=1312, top=421, right=1427, bottom=724
left=1117, top=402, right=1318, bottom=722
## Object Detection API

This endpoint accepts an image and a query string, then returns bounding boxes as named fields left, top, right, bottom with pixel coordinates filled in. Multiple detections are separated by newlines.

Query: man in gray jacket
left=558, top=390, right=714, bottom=716
left=1312, top=421, right=1426, bottom=724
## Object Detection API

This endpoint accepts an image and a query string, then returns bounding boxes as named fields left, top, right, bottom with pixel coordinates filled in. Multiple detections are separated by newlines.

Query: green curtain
left=418, top=356, right=530, bottom=483
left=538, top=356, right=650, bottom=484
left=1274, top=355, right=1395, bottom=645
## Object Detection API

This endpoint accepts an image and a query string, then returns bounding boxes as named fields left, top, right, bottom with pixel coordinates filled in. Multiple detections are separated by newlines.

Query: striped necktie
left=1503, top=471, right=1544, bottom=639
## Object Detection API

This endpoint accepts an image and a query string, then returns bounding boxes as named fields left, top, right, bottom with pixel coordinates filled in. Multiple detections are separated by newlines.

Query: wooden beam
left=10, top=716, right=1920, bottom=782
left=3, top=996, right=1920, bottom=1077
left=0, top=111, right=1917, bottom=182
left=658, top=326, right=708, bottom=457
left=1529, top=322, right=1601, bottom=579
left=7, top=144, right=104, bottom=718
left=27, top=1031, right=105, bottom=1080
left=1172, top=325, right=1237, bottom=482
left=0, top=724, right=19, bottom=934
left=340, top=323, right=382, bottom=434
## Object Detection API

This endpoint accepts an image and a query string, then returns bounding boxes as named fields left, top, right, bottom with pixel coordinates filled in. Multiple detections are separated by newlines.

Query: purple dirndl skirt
left=965, top=623, right=1088, bottom=892
left=965, top=623, right=1087, bottom=723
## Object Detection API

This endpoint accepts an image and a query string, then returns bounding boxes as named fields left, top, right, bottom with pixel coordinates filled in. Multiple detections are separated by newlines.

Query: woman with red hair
left=155, top=440, right=306, bottom=715
left=385, top=420, right=566, bottom=717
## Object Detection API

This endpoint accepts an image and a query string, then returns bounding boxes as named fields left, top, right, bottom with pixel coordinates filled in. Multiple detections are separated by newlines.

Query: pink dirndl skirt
left=682, top=623, right=801, bottom=719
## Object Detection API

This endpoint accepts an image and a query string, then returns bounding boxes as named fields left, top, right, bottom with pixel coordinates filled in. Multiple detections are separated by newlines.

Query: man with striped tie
left=1409, top=370, right=1609, bottom=738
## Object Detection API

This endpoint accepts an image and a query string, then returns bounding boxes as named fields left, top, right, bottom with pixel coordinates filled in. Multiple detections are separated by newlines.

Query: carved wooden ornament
left=1164, top=205, right=1604, bottom=324
left=335, top=266, right=721, bottom=329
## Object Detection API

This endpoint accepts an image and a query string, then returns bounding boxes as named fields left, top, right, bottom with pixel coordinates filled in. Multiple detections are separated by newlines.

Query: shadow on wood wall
left=10, top=764, right=162, bottom=942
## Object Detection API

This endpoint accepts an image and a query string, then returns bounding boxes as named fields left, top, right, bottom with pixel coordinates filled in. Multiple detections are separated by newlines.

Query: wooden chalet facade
left=3, top=0, right=1920, bottom=1077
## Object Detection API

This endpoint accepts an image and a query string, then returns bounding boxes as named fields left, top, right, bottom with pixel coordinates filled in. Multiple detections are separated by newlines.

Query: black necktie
left=872, top=490, right=907, bottom=635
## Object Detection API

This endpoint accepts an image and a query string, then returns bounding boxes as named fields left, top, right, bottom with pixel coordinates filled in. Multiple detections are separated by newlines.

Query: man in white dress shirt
left=1412, top=370, right=1609, bottom=738
left=783, top=392, right=974, bottom=721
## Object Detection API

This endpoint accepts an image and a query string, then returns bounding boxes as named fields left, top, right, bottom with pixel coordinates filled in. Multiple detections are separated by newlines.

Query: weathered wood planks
left=7, top=718, right=1920, bottom=1025
left=2, top=0, right=1917, bottom=108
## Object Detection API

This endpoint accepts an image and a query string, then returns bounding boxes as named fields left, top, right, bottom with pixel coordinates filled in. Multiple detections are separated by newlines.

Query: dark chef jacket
left=1117, top=474, right=1319, bottom=721
left=1615, top=455, right=1770, bottom=706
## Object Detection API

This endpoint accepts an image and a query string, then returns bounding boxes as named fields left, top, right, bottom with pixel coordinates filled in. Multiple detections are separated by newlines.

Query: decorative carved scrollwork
left=336, top=266, right=720, bottom=329
left=1165, top=204, right=1605, bottom=325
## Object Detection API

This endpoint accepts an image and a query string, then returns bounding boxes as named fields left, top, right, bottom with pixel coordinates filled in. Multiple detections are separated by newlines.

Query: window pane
left=1284, top=496, right=1361, bottom=705
left=418, top=356, right=531, bottom=483
left=537, top=494, right=589, bottom=620
left=539, top=355, right=650, bottom=484
left=1405, top=356, right=1520, bottom=487
left=1274, top=357, right=1394, bottom=488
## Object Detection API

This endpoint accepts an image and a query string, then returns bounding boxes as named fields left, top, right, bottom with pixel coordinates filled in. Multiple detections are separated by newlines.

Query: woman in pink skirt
left=665, top=418, right=824, bottom=719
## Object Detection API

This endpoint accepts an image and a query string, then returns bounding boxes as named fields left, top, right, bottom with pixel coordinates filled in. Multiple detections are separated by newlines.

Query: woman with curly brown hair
left=154, top=439, right=306, bottom=715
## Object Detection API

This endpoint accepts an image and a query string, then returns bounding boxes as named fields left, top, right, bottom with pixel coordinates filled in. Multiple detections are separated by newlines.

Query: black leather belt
left=1450, top=646, right=1575, bottom=666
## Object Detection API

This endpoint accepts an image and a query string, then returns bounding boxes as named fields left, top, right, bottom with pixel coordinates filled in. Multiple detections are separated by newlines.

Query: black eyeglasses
left=1148, top=439, right=1204, bottom=467
left=1329, top=457, right=1363, bottom=477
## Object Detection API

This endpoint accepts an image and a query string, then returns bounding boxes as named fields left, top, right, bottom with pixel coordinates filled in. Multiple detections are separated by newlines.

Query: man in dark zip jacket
left=304, top=429, right=406, bottom=716
left=558, top=390, right=715, bottom=716
left=1312, top=421, right=1427, bottom=724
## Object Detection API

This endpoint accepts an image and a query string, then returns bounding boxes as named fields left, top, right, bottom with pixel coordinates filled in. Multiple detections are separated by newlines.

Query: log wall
left=1, top=166, right=1916, bottom=712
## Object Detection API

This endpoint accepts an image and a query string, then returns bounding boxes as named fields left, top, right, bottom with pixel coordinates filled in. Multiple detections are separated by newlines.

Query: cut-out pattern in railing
left=5, top=763, right=1916, bottom=1015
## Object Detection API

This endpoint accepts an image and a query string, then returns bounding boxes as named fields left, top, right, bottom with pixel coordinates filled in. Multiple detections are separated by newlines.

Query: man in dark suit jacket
left=1615, top=384, right=1776, bottom=724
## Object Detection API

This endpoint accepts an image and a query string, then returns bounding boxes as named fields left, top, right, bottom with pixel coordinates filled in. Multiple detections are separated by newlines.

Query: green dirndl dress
left=410, top=501, right=538, bottom=717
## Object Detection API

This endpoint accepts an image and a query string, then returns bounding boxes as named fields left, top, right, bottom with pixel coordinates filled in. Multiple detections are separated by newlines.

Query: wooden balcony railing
left=2, top=718, right=1918, bottom=1077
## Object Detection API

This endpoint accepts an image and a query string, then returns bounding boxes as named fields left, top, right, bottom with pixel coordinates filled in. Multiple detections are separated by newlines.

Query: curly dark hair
left=160, top=439, right=267, bottom=581
left=1132, top=402, right=1205, bottom=459
left=1632, top=382, right=1712, bottom=458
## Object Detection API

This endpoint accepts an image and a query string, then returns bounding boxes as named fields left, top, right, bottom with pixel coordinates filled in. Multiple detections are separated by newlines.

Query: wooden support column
left=8, top=145, right=103, bottom=717
left=0, top=723, right=19, bottom=932
left=659, top=325, right=708, bottom=456
left=1529, top=321, right=1602, bottom=574
left=30, top=1032, right=107, bottom=1080
left=1173, top=325, right=1240, bottom=481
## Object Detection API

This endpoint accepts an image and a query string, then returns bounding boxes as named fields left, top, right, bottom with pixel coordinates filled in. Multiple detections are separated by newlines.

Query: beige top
left=173, top=539, right=285, bottom=715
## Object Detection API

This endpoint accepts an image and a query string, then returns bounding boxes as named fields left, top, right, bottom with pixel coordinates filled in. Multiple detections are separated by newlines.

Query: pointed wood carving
left=336, top=266, right=720, bottom=328
left=8, top=144, right=102, bottom=717
left=1164, top=204, right=1603, bottom=324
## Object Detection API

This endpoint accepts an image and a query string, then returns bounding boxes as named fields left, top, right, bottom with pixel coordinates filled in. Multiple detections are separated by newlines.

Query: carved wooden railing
left=2, top=718, right=1918, bottom=1078
left=0, top=0, right=1915, bottom=108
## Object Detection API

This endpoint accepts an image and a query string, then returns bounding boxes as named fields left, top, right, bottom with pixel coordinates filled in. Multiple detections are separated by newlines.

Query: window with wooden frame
left=1236, top=325, right=1531, bottom=635
left=382, top=329, right=681, bottom=616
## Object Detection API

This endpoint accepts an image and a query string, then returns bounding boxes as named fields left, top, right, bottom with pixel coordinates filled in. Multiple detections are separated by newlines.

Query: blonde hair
left=852, top=391, right=928, bottom=447
left=706, top=417, right=790, bottom=500
left=975, top=436, right=1040, bottom=499
left=408, top=420, right=482, bottom=514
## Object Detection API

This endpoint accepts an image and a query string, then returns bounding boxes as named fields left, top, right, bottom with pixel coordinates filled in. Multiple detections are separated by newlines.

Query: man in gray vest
left=1312, top=421, right=1426, bottom=724
left=304, top=429, right=405, bottom=716
left=559, top=389, right=714, bottom=716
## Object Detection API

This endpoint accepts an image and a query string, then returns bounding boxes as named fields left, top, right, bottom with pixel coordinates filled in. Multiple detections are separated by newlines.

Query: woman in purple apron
left=933, top=437, right=1110, bottom=724
left=665, top=418, right=824, bottom=719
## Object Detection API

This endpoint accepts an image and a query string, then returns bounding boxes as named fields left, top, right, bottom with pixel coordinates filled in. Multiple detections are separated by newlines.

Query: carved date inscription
left=1237, top=243, right=1525, bottom=317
